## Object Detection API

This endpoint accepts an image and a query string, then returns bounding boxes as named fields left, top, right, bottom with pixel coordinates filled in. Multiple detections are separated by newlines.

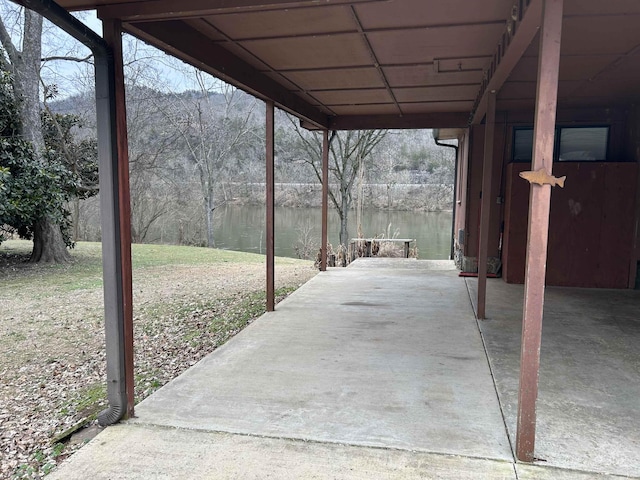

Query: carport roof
left=56, top=0, right=640, bottom=130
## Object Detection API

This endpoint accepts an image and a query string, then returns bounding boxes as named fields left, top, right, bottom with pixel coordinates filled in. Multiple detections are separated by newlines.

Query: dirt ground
left=0, top=251, right=316, bottom=479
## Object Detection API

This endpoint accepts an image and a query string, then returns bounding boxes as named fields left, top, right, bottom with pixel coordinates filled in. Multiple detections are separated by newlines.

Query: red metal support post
left=516, top=0, right=564, bottom=462
left=477, top=91, right=497, bottom=320
left=320, top=130, right=329, bottom=271
left=103, top=19, right=135, bottom=419
left=266, top=101, right=275, bottom=311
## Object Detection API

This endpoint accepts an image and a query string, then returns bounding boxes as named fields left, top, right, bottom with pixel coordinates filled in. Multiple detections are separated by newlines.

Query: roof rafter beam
left=274, top=56, right=492, bottom=74
left=97, top=0, right=387, bottom=21
left=329, top=112, right=469, bottom=130
left=348, top=6, right=402, bottom=115
left=189, top=17, right=336, bottom=117
left=127, top=20, right=329, bottom=129
left=469, top=0, right=543, bottom=124
left=213, top=19, right=507, bottom=43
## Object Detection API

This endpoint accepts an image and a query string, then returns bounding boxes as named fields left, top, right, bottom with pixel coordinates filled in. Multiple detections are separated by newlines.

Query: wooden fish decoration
left=519, top=168, right=566, bottom=188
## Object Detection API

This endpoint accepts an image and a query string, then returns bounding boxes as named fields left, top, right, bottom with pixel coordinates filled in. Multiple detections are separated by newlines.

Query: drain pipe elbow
left=97, top=394, right=125, bottom=426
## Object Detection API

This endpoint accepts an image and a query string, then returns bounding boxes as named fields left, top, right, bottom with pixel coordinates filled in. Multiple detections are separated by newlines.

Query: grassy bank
left=0, top=240, right=316, bottom=479
left=0, top=239, right=298, bottom=288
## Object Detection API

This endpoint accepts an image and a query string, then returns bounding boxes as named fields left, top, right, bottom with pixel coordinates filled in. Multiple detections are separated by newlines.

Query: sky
left=0, top=4, right=226, bottom=98
left=48, top=10, right=197, bottom=95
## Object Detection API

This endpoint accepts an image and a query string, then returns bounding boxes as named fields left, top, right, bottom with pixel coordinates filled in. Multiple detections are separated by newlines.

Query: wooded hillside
left=54, top=85, right=455, bottom=246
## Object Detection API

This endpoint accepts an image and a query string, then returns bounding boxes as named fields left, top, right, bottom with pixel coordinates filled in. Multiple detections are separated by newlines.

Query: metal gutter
left=433, top=129, right=460, bottom=260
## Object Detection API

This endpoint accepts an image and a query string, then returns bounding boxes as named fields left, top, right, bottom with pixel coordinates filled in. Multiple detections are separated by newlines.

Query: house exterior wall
left=626, top=105, right=640, bottom=286
left=459, top=107, right=640, bottom=288
left=503, top=162, right=637, bottom=287
left=456, top=122, right=505, bottom=273
left=453, top=129, right=469, bottom=266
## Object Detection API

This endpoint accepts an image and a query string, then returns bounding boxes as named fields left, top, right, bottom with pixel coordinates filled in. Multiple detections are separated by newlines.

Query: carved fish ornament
left=519, top=168, right=566, bottom=188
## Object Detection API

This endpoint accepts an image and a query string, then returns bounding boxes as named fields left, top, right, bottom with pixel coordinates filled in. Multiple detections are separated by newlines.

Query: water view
left=211, top=205, right=453, bottom=260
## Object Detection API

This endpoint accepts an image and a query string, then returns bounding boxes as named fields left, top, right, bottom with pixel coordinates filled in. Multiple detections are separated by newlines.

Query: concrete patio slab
left=49, top=421, right=637, bottom=479
left=516, top=463, right=637, bottom=480
left=131, top=258, right=512, bottom=460
left=48, top=423, right=517, bottom=480
left=49, top=260, right=640, bottom=479
left=466, top=278, right=640, bottom=478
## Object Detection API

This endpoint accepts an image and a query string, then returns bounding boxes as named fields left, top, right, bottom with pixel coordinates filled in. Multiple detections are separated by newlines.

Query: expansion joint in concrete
left=466, top=278, right=517, bottom=462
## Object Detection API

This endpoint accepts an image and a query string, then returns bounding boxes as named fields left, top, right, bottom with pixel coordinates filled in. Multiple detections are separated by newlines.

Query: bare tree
left=164, top=72, right=260, bottom=247
left=287, top=118, right=386, bottom=246
left=125, top=81, right=182, bottom=243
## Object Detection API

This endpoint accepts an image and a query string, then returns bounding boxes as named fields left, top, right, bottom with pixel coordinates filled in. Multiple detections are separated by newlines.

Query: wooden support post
left=630, top=111, right=640, bottom=288
left=266, top=101, right=275, bottom=311
left=477, top=91, right=497, bottom=320
left=321, top=130, right=329, bottom=271
left=103, top=20, right=134, bottom=419
left=516, top=0, right=564, bottom=462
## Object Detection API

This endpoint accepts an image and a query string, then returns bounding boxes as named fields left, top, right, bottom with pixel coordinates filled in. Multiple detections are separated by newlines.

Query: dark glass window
left=513, top=128, right=534, bottom=162
left=558, top=127, right=608, bottom=161
left=512, top=126, right=609, bottom=162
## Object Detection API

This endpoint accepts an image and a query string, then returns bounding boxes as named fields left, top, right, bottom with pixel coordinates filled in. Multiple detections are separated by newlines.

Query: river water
left=211, top=205, right=453, bottom=260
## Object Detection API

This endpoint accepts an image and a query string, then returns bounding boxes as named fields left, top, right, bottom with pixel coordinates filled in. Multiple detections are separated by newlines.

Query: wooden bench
left=349, top=238, right=416, bottom=259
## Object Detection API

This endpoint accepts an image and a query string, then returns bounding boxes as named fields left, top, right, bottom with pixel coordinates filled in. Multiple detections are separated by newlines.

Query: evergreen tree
left=0, top=58, right=97, bottom=251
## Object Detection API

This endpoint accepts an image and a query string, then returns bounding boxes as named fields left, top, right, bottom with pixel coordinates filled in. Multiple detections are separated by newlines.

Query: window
left=558, top=127, right=608, bottom=161
left=512, top=126, right=610, bottom=162
left=513, top=128, right=534, bottom=162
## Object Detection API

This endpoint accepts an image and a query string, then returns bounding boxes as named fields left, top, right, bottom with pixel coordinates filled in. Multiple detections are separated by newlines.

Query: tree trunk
left=13, top=11, right=44, bottom=152
left=131, top=224, right=140, bottom=244
left=339, top=193, right=350, bottom=247
left=30, top=217, right=71, bottom=263
left=72, top=198, right=80, bottom=241
left=11, top=11, right=70, bottom=262
left=205, top=192, right=215, bottom=248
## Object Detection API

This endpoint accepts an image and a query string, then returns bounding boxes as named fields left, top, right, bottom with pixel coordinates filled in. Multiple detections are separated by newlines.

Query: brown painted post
left=321, top=130, right=329, bottom=271
left=477, top=91, right=497, bottom=320
left=630, top=123, right=640, bottom=288
left=266, top=101, right=275, bottom=311
left=516, top=0, right=564, bottom=462
left=103, top=19, right=135, bottom=419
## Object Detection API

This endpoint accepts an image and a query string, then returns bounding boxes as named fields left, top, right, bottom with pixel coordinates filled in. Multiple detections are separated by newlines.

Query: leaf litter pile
left=0, top=244, right=316, bottom=479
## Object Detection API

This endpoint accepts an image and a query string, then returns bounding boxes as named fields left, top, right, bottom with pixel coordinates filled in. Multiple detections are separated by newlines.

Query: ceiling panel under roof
left=204, top=6, right=356, bottom=39
left=285, top=67, right=385, bottom=91
left=51, top=0, right=640, bottom=129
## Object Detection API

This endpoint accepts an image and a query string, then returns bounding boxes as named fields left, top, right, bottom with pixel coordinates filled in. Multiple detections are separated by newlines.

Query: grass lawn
left=0, top=239, right=304, bottom=289
left=0, top=240, right=316, bottom=479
